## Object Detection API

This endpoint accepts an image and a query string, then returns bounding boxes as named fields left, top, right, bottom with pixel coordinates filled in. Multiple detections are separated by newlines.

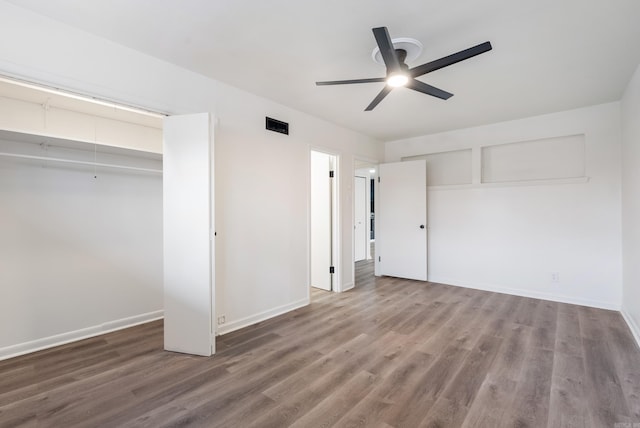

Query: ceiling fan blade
left=372, top=27, right=401, bottom=73
left=407, top=79, right=453, bottom=100
left=316, top=77, right=385, bottom=86
left=410, top=41, right=492, bottom=77
left=365, top=86, right=393, bottom=111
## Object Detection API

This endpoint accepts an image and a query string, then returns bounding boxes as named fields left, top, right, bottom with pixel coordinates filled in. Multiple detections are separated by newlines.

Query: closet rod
left=0, top=152, right=162, bottom=174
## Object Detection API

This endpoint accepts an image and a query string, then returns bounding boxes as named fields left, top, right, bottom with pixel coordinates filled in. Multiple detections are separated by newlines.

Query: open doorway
left=354, top=159, right=378, bottom=287
left=310, top=150, right=338, bottom=294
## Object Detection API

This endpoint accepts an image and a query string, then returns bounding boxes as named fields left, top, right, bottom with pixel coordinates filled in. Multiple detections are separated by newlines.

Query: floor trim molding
left=340, top=282, right=355, bottom=292
left=0, top=310, right=164, bottom=361
left=621, top=307, right=640, bottom=349
left=217, top=298, right=309, bottom=336
left=427, top=276, right=620, bottom=311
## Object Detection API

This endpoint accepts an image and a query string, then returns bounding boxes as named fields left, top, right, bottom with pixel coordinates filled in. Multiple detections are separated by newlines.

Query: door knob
left=420, top=225, right=425, bottom=229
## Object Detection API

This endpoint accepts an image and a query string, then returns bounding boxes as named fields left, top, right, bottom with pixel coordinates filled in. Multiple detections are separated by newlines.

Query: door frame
left=309, top=147, right=341, bottom=293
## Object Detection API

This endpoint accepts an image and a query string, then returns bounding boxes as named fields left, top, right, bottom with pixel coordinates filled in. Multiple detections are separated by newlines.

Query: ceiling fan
left=316, top=27, right=492, bottom=111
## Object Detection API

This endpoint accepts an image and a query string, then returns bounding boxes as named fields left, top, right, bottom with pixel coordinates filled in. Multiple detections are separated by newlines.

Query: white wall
left=213, top=79, right=381, bottom=332
left=0, top=138, right=163, bottom=359
left=386, top=102, right=623, bottom=309
left=621, top=63, right=640, bottom=345
left=0, top=1, right=383, bottom=344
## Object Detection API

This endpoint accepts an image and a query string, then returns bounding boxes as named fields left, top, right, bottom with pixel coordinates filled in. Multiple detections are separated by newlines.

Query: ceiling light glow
left=386, top=73, right=409, bottom=88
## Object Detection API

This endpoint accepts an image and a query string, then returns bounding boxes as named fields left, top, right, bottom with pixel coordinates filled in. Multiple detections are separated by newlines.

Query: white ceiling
left=8, top=0, right=640, bottom=141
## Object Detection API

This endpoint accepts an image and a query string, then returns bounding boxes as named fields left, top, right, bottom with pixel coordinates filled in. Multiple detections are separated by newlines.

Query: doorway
left=354, top=160, right=377, bottom=287
left=310, top=150, right=338, bottom=292
left=354, top=175, right=367, bottom=262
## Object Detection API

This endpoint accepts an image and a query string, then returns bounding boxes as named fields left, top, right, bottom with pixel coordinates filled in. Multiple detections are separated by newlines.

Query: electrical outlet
left=551, top=272, right=560, bottom=283
left=217, top=315, right=226, bottom=325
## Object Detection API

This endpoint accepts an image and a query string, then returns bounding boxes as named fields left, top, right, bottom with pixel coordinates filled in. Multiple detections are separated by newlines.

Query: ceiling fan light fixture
left=315, top=26, right=492, bottom=111
left=386, top=73, right=409, bottom=87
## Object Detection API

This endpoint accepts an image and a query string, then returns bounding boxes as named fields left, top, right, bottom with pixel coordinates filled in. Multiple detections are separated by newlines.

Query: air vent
left=266, top=117, right=289, bottom=135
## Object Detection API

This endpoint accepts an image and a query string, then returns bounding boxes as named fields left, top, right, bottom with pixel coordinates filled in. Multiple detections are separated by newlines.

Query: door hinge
left=329, top=170, right=334, bottom=178
left=378, top=176, right=380, bottom=183
left=378, top=256, right=381, bottom=262
left=329, top=266, right=335, bottom=274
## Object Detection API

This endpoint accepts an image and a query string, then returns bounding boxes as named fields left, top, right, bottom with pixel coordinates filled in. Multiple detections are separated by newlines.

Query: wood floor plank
left=261, top=333, right=372, bottom=401
left=333, top=397, right=395, bottom=428
left=46, top=362, right=230, bottom=427
left=442, top=334, right=503, bottom=407
left=413, top=334, right=503, bottom=428
left=501, top=345, right=555, bottom=427
left=577, top=305, right=609, bottom=339
left=554, top=304, right=583, bottom=357
left=0, top=404, right=37, bottom=428
left=487, top=293, right=526, bottom=337
left=374, top=350, right=435, bottom=405
left=287, top=370, right=379, bottom=428
left=256, top=332, right=416, bottom=428
left=418, top=397, right=468, bottom=428
left=418, top=292, right=490, bottom=353
left=531, top=300, right=558, bottom=351
left=460, top=375, right=518, bottom=428
left=605, top=319, right=640, bottom=421
left=122, top=347, right=323, bottom=428
left=514, top=297, right=541, bottom=327
left=353, top=331, right=418, bottom=379
left=547, top=352, right=592, bottom=428
left=487, top=323, right=533, bottom=381
left=581, top=337, right=632, bottom=426
left=462, top=322, right=532, bottom=427
left=2, top=258, right=640, bottom=427
left=331, top=351, right=435, bottom=428
left=379, top=345, right=470, bottom=427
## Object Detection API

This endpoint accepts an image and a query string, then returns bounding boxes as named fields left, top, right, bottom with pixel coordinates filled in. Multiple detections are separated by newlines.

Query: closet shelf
left=0, top=151, right=162, bottom=174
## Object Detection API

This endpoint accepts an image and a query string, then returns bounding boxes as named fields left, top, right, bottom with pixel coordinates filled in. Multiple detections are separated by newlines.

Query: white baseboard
left=340, top=282, right=355, bottom=292
left=621, top=307, right=640, bottom=349
left=0, top=310, right=164, bottom=361
left=217, top=298, right=309, bottom=336
left=427, top=276, right=621, bottom=311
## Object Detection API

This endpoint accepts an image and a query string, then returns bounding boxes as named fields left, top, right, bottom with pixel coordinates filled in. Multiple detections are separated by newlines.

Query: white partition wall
left=163, top=113, right=215, bottom=356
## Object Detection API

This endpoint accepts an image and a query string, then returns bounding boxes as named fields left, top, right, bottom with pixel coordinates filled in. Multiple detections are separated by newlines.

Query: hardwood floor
left=2, top=258, right=639, bottom=427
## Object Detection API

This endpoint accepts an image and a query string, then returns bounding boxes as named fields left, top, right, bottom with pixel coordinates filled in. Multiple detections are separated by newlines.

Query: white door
left=163, top=113, right=215, bottom=356
left=354, top=176, right=367, bottom=262
left=310, top=151, right=333, bottom=291
left=377, top=160, right=427, bottom=281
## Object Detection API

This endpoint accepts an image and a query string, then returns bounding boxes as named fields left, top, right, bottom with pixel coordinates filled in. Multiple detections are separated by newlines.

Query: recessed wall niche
left=481, top=134, right=586, bottom=183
